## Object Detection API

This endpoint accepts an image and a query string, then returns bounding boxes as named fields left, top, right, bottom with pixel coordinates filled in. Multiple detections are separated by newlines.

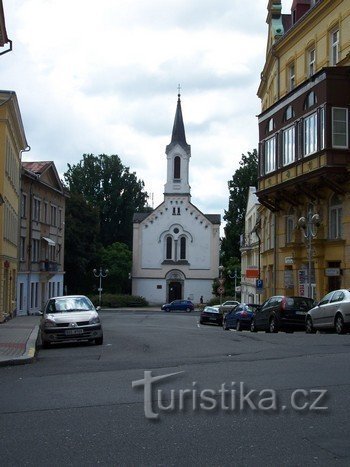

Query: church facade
left=132, top=94, right=221, bottom=305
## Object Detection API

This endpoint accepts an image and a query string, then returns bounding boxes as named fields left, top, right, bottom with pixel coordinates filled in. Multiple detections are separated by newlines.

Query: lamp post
left=218, top=265, right=224, bottom=305
left=93, top=267, right=109, bottom=307
left=228, top=269, right=241, bottom=301
left=298, top=209, right=320, bottom=299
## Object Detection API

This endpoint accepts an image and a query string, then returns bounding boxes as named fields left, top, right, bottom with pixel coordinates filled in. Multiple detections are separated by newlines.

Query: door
left=168, top=281, right=182, bottom=302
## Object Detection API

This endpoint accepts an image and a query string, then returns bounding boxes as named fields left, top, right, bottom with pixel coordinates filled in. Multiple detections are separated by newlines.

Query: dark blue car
left=223, top=303, right=260, bottom=331
left=161, top=300, right=194, bottom=312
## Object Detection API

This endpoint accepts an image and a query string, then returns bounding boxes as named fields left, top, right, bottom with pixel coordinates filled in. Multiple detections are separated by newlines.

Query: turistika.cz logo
left=132, top=370, right=328, bottom=420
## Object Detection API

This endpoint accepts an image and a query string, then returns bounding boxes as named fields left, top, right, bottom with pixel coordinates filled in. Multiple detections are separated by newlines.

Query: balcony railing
left=39, top=260, right=59, bottom=272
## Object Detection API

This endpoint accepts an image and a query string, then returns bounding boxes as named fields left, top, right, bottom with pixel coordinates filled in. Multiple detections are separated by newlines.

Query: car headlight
left=43, top=319, right=56, bottom=328
left=89, top=316, right=100, bottom=324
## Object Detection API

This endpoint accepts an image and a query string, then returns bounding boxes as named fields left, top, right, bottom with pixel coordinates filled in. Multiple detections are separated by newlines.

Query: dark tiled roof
left=22, top=161, right=52, bottom=175
left=204, top=214, right=221, bottom=224
left=133, top=212, right=152, bottom=223
left=167, top=94, right=190, bottom=153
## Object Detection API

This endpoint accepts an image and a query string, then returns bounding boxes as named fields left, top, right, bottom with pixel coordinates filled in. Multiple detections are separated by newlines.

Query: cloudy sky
left=1, top=0, right=289, bottom=221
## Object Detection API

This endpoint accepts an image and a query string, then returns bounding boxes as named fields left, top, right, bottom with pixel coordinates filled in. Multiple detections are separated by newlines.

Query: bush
left=88, top=294, right=149, bottom=308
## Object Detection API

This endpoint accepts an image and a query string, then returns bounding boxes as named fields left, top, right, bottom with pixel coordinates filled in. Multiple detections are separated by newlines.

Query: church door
left=168, top=281, right=182, bottom=302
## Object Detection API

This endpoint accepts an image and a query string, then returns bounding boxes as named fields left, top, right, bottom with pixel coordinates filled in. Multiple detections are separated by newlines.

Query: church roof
left=166, top=93, right=191, bottom=153
left=133, top=210, right=220, bottom=225
left=204, top=214, right=221, bottom=225
left=133, top=212, right=151, bottom=223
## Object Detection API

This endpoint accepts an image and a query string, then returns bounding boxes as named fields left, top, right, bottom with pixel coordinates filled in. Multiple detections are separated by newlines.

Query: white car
left=40, top=295, right=103, bottom=347
left=306, top=289, right=350, bottom=334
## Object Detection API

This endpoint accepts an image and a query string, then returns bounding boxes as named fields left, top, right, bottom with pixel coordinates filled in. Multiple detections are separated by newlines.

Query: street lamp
left=228, top=269, right=241, bottom=301
left=298, top=208, right=320, bottom=298
left=93, top=267, right=109, bottom=307
left=218, top=265, right=224, bottom=305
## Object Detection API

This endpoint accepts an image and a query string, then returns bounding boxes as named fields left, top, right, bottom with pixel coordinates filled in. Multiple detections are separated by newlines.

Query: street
left=1, top=310, right=350, bottom=466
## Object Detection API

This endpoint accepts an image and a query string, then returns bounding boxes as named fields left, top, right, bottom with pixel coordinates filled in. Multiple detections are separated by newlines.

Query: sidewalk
left=0, top=315, right=40, bottom=367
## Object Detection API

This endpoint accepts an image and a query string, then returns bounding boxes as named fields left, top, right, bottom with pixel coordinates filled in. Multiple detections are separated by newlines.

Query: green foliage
left=64, top=192, right=101, bottom=294
left=89, top=294, right=148, bottom=308
left=64, top=154, right=149, bottom=248
left=221, top=149, right=258, bottom=266
left=99, top=242, right=132, bottom=294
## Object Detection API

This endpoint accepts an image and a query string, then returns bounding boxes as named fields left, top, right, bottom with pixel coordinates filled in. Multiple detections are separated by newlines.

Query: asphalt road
left=1, top=309, right=350, bottom=466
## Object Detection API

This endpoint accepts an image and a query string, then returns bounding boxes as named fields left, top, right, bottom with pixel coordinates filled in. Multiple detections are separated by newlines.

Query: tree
left=64, top=192, right=101, bottom=294
left=99, top=242, right=132, bottom=294
left=221, top=149, right=258, bottom=267
left=64, top=154, right=149, bottom=248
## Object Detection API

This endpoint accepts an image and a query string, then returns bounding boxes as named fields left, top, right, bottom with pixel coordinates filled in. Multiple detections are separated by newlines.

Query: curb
left=0, top=325, right=40, bottom=367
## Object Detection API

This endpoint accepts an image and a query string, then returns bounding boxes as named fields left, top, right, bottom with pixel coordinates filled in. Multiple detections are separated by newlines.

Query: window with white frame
left=329, top=194, right=342, bottom=239
left=283, top=126, right=295, bottom=166
left=304, top=112, right=318, bottom=155
left=31, top=239, right=40, bottom=262
left=265, top=136, right=276, bottom=173
left=332, top=107, right=348, bottom=148
left=51, top=204, right=57, bottom=227
left=331, top=29, right=339, bottom=65
left=320, top=106, right=325, bottom=150
left=308, top=48, right=316, bottom=77
left=33, top=198, right=41, bottom=222
left=289, top=63, right=295, bottom=91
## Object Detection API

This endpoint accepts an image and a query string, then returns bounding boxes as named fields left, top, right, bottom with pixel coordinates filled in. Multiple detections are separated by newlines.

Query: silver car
left=306, top=289, right=350, bottom=334
left=40, top=295, right=103, bottom=347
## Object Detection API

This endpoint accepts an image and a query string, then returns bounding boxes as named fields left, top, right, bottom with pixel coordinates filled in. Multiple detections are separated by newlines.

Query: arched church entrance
left=166, top=270, right=185, bottom=302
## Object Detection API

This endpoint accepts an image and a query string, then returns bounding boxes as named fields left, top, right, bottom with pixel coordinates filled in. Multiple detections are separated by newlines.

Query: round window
left=173, top=228, right=179, bottom=234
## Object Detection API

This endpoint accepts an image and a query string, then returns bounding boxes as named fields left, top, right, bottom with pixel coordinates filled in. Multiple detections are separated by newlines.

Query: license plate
left=65, top=329, right=83, bottom=335
left=296, top=311, right=306, bottom=315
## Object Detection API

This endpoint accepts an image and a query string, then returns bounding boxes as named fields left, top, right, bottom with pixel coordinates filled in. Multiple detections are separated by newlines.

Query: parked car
left=40, top=295, right=103, bottom=348
left=199, top=306, right=222, bottom=325
left=223, top=303, right=260, bottom=331
left=306, top=289, right=350, bottom=334
left=219, top=300, right=240, bottom=315
left=250, top=295, right=315, bottom=333
left=161, top=300, right=194, bottom=312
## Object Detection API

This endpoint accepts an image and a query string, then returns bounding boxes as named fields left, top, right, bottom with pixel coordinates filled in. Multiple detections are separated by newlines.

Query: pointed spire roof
left=167, top=91, right=190, bottom=153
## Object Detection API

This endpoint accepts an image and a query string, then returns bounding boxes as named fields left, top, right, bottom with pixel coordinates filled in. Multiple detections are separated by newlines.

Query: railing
left=39, top=260, right=59, bottom=272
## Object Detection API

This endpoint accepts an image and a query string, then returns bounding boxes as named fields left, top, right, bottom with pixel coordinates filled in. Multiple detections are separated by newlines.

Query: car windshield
left=47, top=297, right=94, bottom=313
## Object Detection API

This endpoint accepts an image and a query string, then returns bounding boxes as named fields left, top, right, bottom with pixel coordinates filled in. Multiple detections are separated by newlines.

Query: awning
left=41, top=236, right=55, bottom=246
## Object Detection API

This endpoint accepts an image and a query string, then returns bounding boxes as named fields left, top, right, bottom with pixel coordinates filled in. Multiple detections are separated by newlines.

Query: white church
left=131, top=93, right=221, bottom=305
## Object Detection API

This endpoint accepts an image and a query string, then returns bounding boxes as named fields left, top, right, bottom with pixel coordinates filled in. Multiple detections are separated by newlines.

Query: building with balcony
left=0, top=92, right=28, bottom=322
left=240, top=187, right=261, bottom=304
left=256, top=0, right=350, bottom=301
left=17, top=162, right=68, bottom=315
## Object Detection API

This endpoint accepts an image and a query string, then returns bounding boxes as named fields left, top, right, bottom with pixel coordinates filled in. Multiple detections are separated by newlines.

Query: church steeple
left=164, top=91, right=191, bottom=197
left=167, top=91, right=190, bottom=153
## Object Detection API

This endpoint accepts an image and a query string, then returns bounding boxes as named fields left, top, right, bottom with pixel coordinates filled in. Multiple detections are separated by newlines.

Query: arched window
left=266, top=118, right=275, bottom=134
left=329, top=194, right=342, bottom=239
left=174, top=156, right=181, bottom=179
left=284, top=105, right=295, bottom=121
left=180, top=236, right=186, bottom=259
left=166, top=236, right=173, bottom=259
left=304, top=91, right=317, bottom=110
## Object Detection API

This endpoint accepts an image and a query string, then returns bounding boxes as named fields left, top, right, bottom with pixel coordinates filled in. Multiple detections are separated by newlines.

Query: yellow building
left=256, top=0, right=350, bottom=301
left=0, top=92, right=29, bottom=321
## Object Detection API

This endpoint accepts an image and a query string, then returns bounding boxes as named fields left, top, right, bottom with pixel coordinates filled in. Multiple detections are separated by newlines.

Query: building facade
left=240, top=187, right=261, bottom=304
left=17, top=162, right=67, bottom=315
left=0, top=92, right=28, bottom=322
left=132, top=95, right=221, bottom=305
left=256, top=0, right=350, bottom=301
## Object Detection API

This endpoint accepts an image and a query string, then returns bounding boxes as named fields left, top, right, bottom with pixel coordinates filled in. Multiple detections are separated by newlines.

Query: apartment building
left=17, top=162, right=68, bottom=315
left=256, top=0, right=350, bottom=300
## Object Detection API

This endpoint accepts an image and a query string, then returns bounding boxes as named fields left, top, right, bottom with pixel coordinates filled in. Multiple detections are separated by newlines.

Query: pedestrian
left=200, top=296, right=203, bottom=304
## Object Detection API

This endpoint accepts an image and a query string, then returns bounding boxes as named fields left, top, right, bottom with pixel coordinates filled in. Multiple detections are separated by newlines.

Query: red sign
left=246, top=268, right=259, bottom=278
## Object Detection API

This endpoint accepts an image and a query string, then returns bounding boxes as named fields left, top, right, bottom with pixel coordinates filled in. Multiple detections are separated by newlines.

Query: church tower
left=132, top=92, right=221, bottom=305
left=164, top=93, right=191, bottom=197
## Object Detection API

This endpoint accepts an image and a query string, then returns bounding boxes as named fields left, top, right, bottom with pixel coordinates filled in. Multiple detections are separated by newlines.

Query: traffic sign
left=256, top=279, right=263, bottom=294
left=217, top=286, right=225, bottom=294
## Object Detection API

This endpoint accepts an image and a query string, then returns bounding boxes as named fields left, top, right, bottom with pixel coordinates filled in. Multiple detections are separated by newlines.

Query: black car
left=250, top=296, right=315, bottom=333
left=199, top=306, right=223, bottom=325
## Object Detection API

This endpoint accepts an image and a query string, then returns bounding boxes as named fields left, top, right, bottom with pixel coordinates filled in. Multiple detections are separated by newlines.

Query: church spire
left=167, top=87, right=190, bottom=153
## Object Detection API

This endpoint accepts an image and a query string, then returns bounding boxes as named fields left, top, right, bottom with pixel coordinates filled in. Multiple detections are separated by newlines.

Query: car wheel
left=199, top=319, right=205, bottom=325
left=186, top=307, right=191, bottom=313
left=223, top=320, right=229, bottom=331
left=95, top=336, right=104, bottom=345
left=269, top=316, right=278, bottom=333
left=335, top=314, right=345, bottom=335
left=250, top=319, right=257, bottom=333
left=305, top=317, right=316, bottom=334
left=165, top=307, right=170, bottom=312
left=236, top=320, right=242, bottom=331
